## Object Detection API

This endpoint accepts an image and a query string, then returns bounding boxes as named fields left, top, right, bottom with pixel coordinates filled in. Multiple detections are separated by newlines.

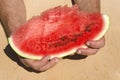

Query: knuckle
left=50, top=62, right=57, bottom=67
left=101, top=42, right=105, bottom=47
left=99, top=38, right=105, bottom=48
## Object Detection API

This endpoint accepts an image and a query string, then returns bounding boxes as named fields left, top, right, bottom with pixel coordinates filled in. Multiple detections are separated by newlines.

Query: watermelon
left=8, top=5, right=109, bottom=60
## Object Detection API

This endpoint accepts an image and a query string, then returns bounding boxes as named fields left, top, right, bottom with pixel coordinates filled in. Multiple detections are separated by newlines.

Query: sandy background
left=0, top=0, right=120, bottom=80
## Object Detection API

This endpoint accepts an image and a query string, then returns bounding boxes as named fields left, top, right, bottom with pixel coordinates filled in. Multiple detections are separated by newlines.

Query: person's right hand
left=19, top=56, right=61, bottom=72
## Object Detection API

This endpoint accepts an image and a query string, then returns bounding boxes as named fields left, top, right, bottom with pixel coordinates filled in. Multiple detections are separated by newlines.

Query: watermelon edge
left=8, top=14, right=110, bottom=60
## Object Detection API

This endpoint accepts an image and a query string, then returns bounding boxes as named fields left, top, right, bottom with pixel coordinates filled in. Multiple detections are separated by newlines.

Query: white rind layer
left=92, top=15, right=110, bottom=41
left=8, top=14, right=109, bottom=60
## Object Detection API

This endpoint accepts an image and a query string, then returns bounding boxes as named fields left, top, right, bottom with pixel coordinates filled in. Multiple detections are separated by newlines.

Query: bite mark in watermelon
left=8, top=5, right=109, bottom=60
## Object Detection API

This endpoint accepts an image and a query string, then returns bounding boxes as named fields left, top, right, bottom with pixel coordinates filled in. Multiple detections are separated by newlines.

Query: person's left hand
left=76, top=37, right=105, bottom=55
left=19, top=56, right=61, bottom=72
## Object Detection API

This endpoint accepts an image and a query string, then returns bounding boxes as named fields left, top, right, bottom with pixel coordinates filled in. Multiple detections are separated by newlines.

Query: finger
left=18, top=57, right=33, bottom=67
left=19, top=56, right=50, bottom=70
left=86, top=37, right=105, bottom=49
left=30, top=56, right=51, bottom=70
left=77, top=48, right=99, bottom=55
left=34, top=56, right=50, bottom=66
left=39, top=57, right=61, bottom=72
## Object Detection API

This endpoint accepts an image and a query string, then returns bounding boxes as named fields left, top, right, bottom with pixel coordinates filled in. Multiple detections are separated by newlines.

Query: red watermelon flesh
left=8, top=5, right=109, bottom=60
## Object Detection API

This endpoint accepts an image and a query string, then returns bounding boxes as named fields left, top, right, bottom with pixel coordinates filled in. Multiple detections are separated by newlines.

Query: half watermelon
left=8, top=5, right=109, bottom=60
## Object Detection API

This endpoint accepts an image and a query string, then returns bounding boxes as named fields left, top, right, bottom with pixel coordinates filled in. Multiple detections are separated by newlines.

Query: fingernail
left=86, top=41, right=90, bottom=46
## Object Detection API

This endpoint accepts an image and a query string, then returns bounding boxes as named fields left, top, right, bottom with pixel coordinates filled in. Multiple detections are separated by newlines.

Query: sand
left=0, top=0, right=120, bottom=80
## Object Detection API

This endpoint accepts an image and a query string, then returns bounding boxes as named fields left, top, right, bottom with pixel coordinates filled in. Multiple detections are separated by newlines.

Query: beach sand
left=0, top=0, right=120, bottom=80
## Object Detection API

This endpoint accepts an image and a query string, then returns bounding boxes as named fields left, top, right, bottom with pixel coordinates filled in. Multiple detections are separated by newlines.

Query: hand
left=19, top=56, right=61, bottom=72
left=76, top=37, right=105, bottom=55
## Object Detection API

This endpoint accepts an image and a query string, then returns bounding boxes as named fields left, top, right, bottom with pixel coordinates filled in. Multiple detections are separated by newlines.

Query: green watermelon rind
left=8, top=14, right=110, bottom=60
